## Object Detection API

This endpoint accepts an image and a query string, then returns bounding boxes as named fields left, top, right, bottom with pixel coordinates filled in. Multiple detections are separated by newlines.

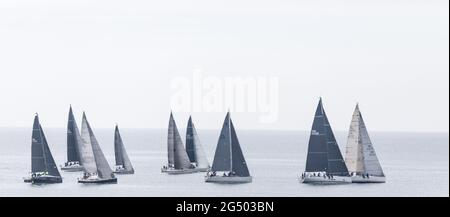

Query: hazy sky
left=0, top=0, right=448, bottom=132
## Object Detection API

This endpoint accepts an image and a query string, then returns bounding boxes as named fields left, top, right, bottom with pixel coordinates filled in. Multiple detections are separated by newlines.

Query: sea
left=0, top=128, right=448, bottom=197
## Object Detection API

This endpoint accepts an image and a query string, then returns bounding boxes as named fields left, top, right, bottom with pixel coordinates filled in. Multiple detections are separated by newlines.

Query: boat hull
left=114, top=169, right=135, bottom=175
left=24, top=175, right=62, bottom=184
left=205, top=175, right=253, bottom=184
left=161, top=167, right=208, bottom=174
left=61, top=164, right=84, bottom=172
left=78, top=177, right=117, bottom=184
left=301, top=175, right=352, bottom=185
left=351, top=175, right=386, bottom=183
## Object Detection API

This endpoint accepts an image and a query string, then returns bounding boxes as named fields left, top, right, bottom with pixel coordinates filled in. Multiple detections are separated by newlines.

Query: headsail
left=167, top=113, right=191, bottom=169
left=305, top=98, right=349, bottom=176
left=67, top=106, right=81, bottom=163
left=186, top=116, right=210, bottom=168
left=82, top=113, right=115, bottom=179
left=31, top=115, right=61, bottom=177
left=345, top=104, right=384, bottom=176
left=115, top=125, right=134, bottom=172
left=211, top=112, right=250, bottom=176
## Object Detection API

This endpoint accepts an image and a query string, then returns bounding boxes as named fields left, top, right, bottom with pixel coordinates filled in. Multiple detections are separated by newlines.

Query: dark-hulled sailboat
left=345, top=104, right=385, bottom=183
left=77, top=113, right=117, bottom=184
left=205, top=112, right=252, bottom=184
left=300, top=98, right=351, bottom=184
left=161, top=113, right=197, bottom=174
left=186, top=116, right=210, bottom=172
left=114, top=125, right=134, bottom=174
left=24, top=114, right=62, bottom=184
left=61, top=106, right=83, bottom=172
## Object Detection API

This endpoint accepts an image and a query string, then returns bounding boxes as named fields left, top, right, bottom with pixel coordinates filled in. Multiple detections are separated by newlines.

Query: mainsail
left=305, top=98, right=349, bottom=176
left=80, top=113, right=115, bottom=179
left=114, top=125, right=134, bottom=172
left=31, top=115, right=61, bottom=177
left=167, top=113, right=192, bottom=169
left=345, top=104, right=384, bottom=176
left=186, top=116, right=210, bottom=168
left=211, top=112, right=250, bottom=177
left=67, top=106, right=81, bottom=163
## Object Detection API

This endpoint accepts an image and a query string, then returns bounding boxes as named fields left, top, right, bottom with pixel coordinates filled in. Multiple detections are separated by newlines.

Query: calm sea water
left=0, top=128, right=448, bottom=197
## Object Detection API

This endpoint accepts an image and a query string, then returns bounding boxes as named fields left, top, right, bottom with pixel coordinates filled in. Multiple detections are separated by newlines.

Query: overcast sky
left=0, top=0, right=448, bottom=132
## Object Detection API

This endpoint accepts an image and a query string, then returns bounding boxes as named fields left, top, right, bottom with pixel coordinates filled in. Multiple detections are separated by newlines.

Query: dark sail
left=305, top=99, right=349, bottom=176
left=211, top=113, right=232, bottom=172
left=230, top=119, right=250, bottom=176
left=211, top=112, right=250, bottom=176
left=31, top=115, right=61, bottom=177
left=115, top=125, right=134, bottom=172
left=67, top=106, right=80, bottom=163
left=185, top=116, right=196, bottom=163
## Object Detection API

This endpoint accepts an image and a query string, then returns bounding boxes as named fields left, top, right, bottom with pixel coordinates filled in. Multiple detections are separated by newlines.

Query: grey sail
left=31, top=115, right=61, bottom=177
left=230, top=119, right=250, bottom=176
left=115, top=125, right=134, bottom=172
left=345, top=105, right=384, bottom=176
left=186, top=116, right=210, bottom=168
left=211, top=112, right=250, bottom=176
left=79, top=114, right=98, bottom=174
left=211, top=113, right=232, bottom=172
left=83, top=113, right=115, bottom=179
left=305, top=99, right=349, bottom=176
left=67, top=106, right=81, bottom=163
left=167, top=113, right=192, bottom=169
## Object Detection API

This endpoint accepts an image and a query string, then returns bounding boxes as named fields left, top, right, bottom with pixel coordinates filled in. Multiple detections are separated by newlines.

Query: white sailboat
left=300, top=98, right=352, bottom=184
left=205, top=112, right=252, bottom=184
left=77, top=113, right=117, bottom=184
left=345, top=104, right=386, bottom=183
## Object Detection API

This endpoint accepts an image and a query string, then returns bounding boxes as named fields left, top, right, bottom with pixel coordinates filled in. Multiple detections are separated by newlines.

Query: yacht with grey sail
left=300, top=98, right=351, bottom=184
left=186, top=116, right=210, bottom=172
left=345, top=104, right=386, bottom=183
left=161, top=113, right=199, bottom=174
left=205, top=112, right=252, bottom=184
left=61, top=106, right=84, bottom=172
left=114, top=125, right=134, bottom=174
left=24, top=114, right=62, bottom=184
left=77, top=113, right=117, bottom=184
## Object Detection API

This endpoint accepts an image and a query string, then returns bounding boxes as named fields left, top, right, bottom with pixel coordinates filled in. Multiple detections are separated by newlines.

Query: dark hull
left=78, top=177, right=118, bottom=184
left=24, top=176, right=62, bottom=184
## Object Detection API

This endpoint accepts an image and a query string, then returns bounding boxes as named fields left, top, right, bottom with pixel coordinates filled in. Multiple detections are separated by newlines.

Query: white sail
left=345, top=105, right=384, bottom=176
left=79, top=114, right=98, bottom=174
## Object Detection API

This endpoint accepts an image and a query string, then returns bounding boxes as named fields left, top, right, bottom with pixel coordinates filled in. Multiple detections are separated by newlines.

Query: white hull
left=205, top=175, right=252, bottom=184
left=161, top=167, right=207, bottom=174
left=301, top=175, right=352, bottom=185
left=351, top=175, right=386, bottom=183
left=61, top=164, right=84, bottom=172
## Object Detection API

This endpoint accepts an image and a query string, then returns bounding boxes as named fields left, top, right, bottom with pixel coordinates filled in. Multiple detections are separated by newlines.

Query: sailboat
left=161, top=113, right=197, bottom=174
left=205, top=112, right=252, bottom=184
left=300, top=98, right=351, bottom=184
left=77, top=113, right=117, bottom=184
left=345, top=104, right=386, bottom=183
left=186, top=116, right=210, bottom=172
left=24, top=114, right=62, bottom=184
left=61, top=106, right=84, bottom=172
left=113, top=125, right=135, bottom=174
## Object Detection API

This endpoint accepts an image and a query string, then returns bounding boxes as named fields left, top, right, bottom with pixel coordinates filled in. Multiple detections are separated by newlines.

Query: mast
left=228, top=112, right=233, bottom=172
